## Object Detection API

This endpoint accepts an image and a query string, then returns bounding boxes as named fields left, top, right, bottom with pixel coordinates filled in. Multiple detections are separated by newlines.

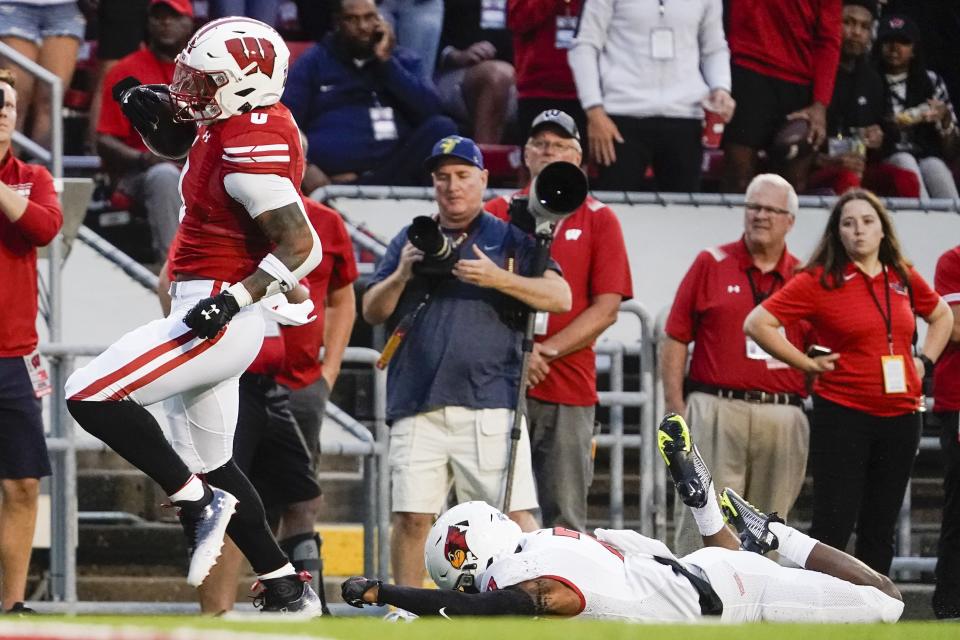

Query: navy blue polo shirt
left=370, top=211, right=560, bottom=423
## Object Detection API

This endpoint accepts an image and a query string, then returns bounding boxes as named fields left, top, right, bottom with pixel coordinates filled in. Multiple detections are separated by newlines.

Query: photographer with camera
left=486, top=110, right=632, bottom=532
left=363, top=135, right=571, bottom=588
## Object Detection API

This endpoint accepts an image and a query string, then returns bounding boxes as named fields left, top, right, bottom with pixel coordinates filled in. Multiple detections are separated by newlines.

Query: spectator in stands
left=662, top=174, right=811, bottom=556
left=85, top=0, right=150, bottom=151
left=0, top=0, right=85, bottom=147
left=745, top=188, right=952, bottom=575
left=363, top=136, right=571, bottom=586
left=884, top=1, right=960, bottom=111
left=379, top=0, right=444, bottom=80
left=283, top=0, right=456, bottom=190
left=932, top=245, right=960, bottom=619
left=874, top=14, right=960, bottom=200
left=507, top=0, right=584, bottom=143
left=0, top=68, right=63, bottom=614
left=807, top=0, right=921, bottom=198
left=568, top=0, right=734, bottom=192
left=211, top=0, right=279, bottom=26
left=722, top=0, right=842, bottom=193
left=95, top=0, right=192, bottom=262
left=435, top=0, right=515, bottom=143
left=485, top=110, right=632, bottom=531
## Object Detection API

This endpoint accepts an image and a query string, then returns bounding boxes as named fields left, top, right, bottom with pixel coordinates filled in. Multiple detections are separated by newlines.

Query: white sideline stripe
left=0, top=622, right=336, bottom=640
left=222, top=155, right=291, bottom=163
left=222, top=144, right=289, bottom=153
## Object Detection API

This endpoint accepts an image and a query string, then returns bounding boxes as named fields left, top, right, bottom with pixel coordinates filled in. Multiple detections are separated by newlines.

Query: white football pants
left=65, top=279, right=264, bottom=472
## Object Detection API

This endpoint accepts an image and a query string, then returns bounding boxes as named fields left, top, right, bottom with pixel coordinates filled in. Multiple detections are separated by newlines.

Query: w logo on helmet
left=444, top=523, right=473, bottom=569
left=225, top=37, right=277, bottom=77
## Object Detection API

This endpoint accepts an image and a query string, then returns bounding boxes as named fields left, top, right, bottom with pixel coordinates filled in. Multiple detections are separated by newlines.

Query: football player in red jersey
left=64, top=17, right=324, bottom=615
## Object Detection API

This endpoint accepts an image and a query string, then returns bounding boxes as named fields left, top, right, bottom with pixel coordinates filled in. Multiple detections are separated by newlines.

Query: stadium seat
left=478, top=143, right=523, bottom=187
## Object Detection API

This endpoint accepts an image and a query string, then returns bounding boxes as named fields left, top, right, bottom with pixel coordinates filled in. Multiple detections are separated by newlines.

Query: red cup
left=702, top=107, right=725, bottom=149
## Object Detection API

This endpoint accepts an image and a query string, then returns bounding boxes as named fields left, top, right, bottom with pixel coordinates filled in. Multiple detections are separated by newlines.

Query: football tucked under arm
left=116, top=82, right=196, bottom=160
left=341, top=577, right=537, bottom=617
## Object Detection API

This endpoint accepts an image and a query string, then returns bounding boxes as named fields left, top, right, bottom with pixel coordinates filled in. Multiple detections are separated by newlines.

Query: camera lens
left=408, top=216, right=452, bottom=260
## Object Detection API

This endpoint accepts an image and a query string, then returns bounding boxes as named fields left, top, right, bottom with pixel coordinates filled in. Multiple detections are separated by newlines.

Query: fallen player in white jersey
left=341, top=413, right=903, bottom=623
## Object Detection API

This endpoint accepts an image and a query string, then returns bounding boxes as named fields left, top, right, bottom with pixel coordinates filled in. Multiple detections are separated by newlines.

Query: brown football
left=770, top=119, right=812, bottom=160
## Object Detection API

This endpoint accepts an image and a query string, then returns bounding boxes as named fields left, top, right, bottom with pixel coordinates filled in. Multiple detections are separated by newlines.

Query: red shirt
left=727, top=0, right=842, bottom=106
left=665, top=238, right=808, bottom=395
left=276, top=199, right=359, bottom=390
left=96, top=47, right=177, bottom=152
left=486, top=190, right=632, bottom=406
left=763, top=264, right=940, bottom=416
left=170, top=103, right=305, bottom=282
left=934, top=246, right=960, bottom=412
left=0, top=151, right=63, bottom=357
left=507, top=0, right=581, bottom=100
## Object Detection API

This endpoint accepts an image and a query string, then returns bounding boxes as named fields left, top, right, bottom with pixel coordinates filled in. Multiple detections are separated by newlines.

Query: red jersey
left=727, top=0, right=841, bottom=106
left=665, top=238, right=808, bottom=396
left=763, top=264, right=940, bottom=416
left=934, top=247, right=960, bottom=412
left=276, top=199, right=359, bottom=390
left=96, top=48, right=177, bottom=152
left=170, top=103, right=305, bottom=283
left=0, top=151, right=63, bottom=357
left=486, top=190, right=632, bottom=406
left=508, top=0, right=581, bottom=100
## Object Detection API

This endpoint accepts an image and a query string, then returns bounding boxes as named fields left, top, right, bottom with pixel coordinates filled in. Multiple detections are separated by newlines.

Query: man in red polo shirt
left=0, top=68, right=63, bottom=614
left=661, top=174, right=810, bottom=556
left=933, top=245, right=960, bottom=619
left=95, top=0, right=194, bottom=262
left=486, top=110, right=632, bottom=532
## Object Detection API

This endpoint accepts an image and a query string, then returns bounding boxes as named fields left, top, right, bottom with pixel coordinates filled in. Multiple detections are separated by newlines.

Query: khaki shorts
left=389, top=406, right=539, bottom=514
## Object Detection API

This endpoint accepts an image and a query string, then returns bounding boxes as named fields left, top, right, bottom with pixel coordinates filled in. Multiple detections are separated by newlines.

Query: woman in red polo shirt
left=744, top=188, right=952, bottom=575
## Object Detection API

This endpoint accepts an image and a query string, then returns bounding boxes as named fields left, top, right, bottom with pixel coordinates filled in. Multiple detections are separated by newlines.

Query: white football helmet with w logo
left=171, top=16, right=290, bottom=122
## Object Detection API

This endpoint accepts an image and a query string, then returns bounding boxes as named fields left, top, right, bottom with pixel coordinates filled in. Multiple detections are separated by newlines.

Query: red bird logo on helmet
left=444, top=523, right=473, bottom=569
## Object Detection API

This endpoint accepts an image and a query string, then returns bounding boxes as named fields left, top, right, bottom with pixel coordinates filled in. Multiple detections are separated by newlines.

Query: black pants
left=933, top=410, right=960, bottom=618
left=597, top=116, right=702, bottom=192
left=808, top=395, right=921, bottom=575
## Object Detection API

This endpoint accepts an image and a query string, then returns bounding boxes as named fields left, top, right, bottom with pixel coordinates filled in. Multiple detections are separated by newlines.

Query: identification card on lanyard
left=481, top=0, right=507, bottom=29
left=23, top=350, right=52, bottom=398
left=555, top=15, right=578, bottom=49
left=863, top=268, right=906, bottom=394
left=369, top=106, right=398, bottom=141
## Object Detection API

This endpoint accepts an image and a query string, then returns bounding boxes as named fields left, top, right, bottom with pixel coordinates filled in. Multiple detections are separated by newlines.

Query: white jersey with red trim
left=171, top=102, right=305, bottom=283
left=478, top=527, right=702, bottom=622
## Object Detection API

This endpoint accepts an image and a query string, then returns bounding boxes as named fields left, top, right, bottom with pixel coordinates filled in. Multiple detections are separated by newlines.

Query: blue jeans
left=0, top=1, right=85, bottom=45
left=210, top=0, right=280, bottom=26
left=378, top=0, right=443, bottom=79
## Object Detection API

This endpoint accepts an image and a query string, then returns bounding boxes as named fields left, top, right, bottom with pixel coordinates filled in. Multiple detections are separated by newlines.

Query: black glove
left=183, top=291, right=242, bottom=339
left=341, top=576, right=381, bottom=608
left=120, top=84, right=171, bottom=134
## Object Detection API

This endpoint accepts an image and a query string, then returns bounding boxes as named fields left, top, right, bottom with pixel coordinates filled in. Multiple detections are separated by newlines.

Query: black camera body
left=407, top=216, right=459, bottom=277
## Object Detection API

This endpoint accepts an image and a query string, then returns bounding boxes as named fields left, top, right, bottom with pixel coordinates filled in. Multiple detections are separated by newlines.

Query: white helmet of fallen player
left=424, top=501, right=522, bottom=592
left=170, top=16, right=290, bottom=122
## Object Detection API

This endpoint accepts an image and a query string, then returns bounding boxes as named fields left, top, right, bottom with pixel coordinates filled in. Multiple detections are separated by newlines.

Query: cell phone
left=806, top=345, right=832, bottom=358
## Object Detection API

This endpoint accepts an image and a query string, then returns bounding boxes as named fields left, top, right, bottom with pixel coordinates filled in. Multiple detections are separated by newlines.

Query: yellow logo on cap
left=440, top=137, right=461, bottom=154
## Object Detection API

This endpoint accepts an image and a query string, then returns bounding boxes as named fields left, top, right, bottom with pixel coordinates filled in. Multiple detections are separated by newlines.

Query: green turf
left=2, top=616, right=957, bottom=640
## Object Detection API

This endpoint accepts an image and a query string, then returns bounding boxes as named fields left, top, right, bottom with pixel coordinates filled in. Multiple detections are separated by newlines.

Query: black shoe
left=719, top=487, right=782, bottom=555
left=657, top=413, right=712, bottom=508
left=176, top=486, right=238, bottom=586
left=4, top=602, right=36, bottom=615
left=253, top=571, right=324, bottom=617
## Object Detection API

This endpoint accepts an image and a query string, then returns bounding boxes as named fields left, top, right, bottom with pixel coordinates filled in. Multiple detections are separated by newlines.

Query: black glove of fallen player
left=341, top=576, right=381, bottom=608
left=183, top=291, right=242, bottom=339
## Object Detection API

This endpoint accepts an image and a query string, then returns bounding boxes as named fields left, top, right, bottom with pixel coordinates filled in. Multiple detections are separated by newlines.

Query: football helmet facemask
left=170, top=17, right=289, bottom=123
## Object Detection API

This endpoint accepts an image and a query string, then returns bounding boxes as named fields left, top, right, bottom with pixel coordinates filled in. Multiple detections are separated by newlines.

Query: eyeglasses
left=745, top=202, right=792, bottom=216
left=526, top=139, right=580, bottom=153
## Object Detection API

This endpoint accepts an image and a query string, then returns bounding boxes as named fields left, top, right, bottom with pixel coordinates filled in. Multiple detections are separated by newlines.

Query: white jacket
left=568, top=0, right=731, bottom=119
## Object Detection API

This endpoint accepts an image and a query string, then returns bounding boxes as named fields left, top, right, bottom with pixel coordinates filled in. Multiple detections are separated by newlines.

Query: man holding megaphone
left=487, top=110, right=633, bottom=533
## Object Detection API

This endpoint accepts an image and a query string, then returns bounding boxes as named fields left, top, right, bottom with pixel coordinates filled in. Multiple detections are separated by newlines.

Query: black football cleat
left=177, top=486, right=238, bottom=586
left=657, top=413, right=713, bottom=508
left=253, top=571, right=324, bottom=617
left=719, top=487, right=783, bottom=555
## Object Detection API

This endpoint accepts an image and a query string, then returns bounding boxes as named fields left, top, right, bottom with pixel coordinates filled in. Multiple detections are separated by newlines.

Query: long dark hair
left=804, top=189, right=912, bottom=289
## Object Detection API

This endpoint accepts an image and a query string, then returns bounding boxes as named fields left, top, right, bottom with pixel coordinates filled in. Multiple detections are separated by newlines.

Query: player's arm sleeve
left=377, top=583, right=536, bottom=617
left=13, top=167, right=63, bottom=246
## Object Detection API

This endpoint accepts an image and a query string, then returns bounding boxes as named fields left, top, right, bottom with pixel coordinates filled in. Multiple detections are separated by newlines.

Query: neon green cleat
left=657, top=413, right=712, bottom=508
left=720, top=487, right=782, bottom=555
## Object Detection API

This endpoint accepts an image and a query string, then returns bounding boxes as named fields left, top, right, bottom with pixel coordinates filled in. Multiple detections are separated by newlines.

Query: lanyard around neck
left=862, top=267, right=894, bottom=354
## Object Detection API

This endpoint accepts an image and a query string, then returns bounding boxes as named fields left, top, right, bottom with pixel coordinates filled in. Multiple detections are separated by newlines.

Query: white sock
left=259, top=563, right=296, bottom=581
left=691, top=483, right=726, bottom=537
left=168, top=474, right=205, bottom=503
left=769, top=522, right=818, bottom=567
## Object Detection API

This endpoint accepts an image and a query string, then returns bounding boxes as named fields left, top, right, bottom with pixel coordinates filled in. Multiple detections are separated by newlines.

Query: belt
left=168, top=279, right=226, bottom=299
left=653, top=556, right=723, bottom=617
left=689, top=381, right=803, bottom=407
